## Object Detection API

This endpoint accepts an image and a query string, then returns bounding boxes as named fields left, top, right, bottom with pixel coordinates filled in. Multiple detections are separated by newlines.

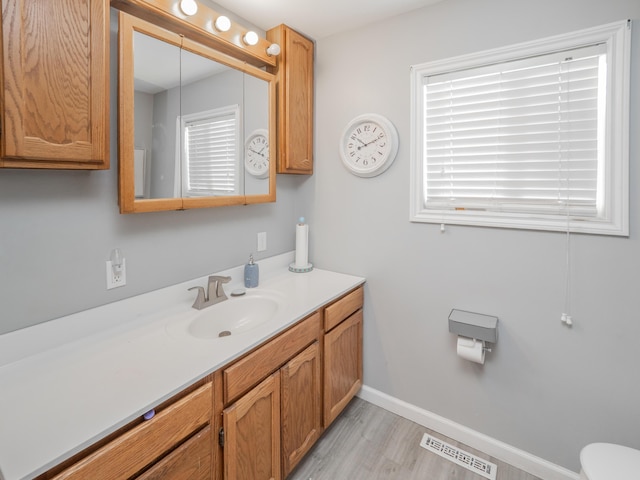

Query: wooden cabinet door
left=0, top=0, right=109, bottom=169
left=223, top=372, right=281, bottom=480
left=267, top=25, right=313, bottom=174
left=323, top=309, right=363, bottom=427
left=281, top=341, right=322, bottom=477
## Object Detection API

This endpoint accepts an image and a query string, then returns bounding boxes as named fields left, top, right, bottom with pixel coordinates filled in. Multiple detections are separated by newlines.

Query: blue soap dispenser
left=244, top=254, right=259, bottom=288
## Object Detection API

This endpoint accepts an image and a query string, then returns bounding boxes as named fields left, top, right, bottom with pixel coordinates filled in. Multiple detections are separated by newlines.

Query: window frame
left=410, top=20, right=631, bottom=235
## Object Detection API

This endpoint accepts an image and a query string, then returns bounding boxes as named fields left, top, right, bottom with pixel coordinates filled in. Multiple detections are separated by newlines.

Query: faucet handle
left=188, top=286, right=207, bottom=310
left=208, top=275, right=231, bottom=300
left=209, top=275, right=231, bottom=284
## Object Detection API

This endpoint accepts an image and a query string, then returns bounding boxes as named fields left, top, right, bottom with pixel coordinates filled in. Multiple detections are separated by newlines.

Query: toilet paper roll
left=295, top=223, right=309, bottom=267
left=456, top=336, right=485, bottom=364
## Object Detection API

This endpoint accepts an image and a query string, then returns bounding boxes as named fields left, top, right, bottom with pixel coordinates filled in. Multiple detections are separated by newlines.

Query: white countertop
left=0, top=252, right=365, bottom=480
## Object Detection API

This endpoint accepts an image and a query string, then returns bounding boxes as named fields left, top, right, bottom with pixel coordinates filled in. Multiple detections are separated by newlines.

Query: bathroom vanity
left=0, top=253, right=364, bottom=480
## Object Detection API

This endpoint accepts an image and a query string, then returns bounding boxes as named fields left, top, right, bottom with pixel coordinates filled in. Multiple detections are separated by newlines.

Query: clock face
left=340, top=114, right=398, bottom=177
left=245, top=129, right=269, bottom=178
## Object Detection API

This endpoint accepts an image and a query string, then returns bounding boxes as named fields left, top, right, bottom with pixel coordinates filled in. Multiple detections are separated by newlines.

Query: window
left=180, top=105, right=240, bottom=197
left=410, top=21, right=631, bottom=235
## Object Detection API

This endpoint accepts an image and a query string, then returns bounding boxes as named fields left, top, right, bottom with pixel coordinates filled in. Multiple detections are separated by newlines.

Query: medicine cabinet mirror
left=117, top=12, right=276, bottom=213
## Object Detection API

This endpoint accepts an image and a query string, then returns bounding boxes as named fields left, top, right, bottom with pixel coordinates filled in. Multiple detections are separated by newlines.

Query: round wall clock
left=245, top=129, right=269, bottom=179
left=339, top=113, right=399, bottom=177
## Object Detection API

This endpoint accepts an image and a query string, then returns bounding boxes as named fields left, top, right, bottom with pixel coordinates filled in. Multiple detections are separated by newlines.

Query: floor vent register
left=419, top=433, right=497, bottom=480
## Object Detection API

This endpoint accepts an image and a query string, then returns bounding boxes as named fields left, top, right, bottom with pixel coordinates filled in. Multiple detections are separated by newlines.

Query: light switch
left=257, top=232, right=267, bottom=252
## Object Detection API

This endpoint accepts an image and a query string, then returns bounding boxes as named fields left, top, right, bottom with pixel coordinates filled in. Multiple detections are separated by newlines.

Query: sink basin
left=169, top=291, right=284, bottom=340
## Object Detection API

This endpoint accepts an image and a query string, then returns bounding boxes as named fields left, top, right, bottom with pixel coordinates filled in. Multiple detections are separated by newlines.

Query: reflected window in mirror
left=181, top=105, right=240, bottom=197
left=178, top=45, right=245, bottom=197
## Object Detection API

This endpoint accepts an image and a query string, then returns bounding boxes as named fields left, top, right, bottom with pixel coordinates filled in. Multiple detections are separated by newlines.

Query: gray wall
left=310, top=0, right=640, bottom=473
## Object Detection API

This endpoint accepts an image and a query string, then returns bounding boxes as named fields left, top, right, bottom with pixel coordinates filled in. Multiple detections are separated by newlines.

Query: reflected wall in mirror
left=118, top=12, right=275, bottom=214
left=133, top=30, right=180, bottom=200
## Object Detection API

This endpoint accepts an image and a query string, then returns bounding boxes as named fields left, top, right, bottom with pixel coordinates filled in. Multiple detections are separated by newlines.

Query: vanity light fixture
left=179, top=0, right=198, bottom=16
left=243, top=31, right=259, bottom=46
left=266, top=43, right=281, bottom=56
left=214, top=15, right=231, bottom=32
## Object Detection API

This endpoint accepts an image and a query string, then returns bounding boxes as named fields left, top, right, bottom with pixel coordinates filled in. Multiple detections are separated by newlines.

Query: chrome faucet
left=188, top=275, right=232, bottom=310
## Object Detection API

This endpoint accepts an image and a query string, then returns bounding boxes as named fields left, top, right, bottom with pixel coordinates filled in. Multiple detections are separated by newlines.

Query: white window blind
left=182, top=105, right=240, bottom=197
left=410, top=20, right=631, bottom=235
left=424, top=45, right=605, bottom=217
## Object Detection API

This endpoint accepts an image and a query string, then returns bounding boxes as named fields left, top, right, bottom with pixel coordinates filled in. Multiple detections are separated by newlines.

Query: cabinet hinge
left=219, top=428, right=225, bottom=447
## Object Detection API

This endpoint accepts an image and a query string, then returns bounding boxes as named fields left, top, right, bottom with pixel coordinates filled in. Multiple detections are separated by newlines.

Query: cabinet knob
left=143, top=409, right=155, bottom=420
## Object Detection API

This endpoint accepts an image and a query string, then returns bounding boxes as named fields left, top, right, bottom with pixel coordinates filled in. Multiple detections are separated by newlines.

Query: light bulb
left=214, top=16, right=231, bottom=32
left=266, top=43, right=281, bottom=56
left=179, top=0, right=198, bottom=16
left=243, top=31, right=259, bottom=46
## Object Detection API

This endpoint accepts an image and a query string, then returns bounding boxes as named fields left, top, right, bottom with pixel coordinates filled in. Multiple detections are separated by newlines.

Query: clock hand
left=249, top=147, right=267, bottom=158
left=363, top=133, right=384, bottom=147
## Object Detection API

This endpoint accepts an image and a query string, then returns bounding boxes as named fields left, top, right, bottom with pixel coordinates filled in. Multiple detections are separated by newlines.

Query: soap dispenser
left=244, top=254, right=259, bottom=288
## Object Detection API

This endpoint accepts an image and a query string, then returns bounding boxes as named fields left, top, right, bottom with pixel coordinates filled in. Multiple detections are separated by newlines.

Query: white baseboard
left=357, top=385, right=580, bottom=480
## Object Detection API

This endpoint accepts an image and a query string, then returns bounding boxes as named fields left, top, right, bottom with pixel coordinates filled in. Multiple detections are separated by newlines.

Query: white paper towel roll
left=456, top=336, right=485, bottom=364
left=295, top=222, right=309, bottom=267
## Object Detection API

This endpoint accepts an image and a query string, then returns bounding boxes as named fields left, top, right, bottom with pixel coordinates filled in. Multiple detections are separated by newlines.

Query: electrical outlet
left=106, top=259, right=127, bottom=289
left=257, top=232, right=267, bottom=252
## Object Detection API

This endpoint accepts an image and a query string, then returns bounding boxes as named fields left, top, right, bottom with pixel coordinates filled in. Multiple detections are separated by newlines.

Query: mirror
left=118, top=12, right=276, bottom=213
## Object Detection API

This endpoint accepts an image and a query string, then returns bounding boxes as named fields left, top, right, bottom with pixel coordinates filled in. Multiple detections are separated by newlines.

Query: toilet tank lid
left=581, top=443, right=640, bottom=479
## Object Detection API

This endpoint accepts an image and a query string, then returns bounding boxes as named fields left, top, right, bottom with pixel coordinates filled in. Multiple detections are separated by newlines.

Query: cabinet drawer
left=137, top=425, right=211, bottom=480
left=224, top=312, right=320, bottom=405
left=324, top=286, right=363, bottom=332
left=53, top=383, right=212, bottom=480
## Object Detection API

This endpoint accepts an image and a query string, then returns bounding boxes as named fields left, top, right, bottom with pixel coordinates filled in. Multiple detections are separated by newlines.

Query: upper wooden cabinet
left=267, top=24, right=314, bottom=175
left=0, top=0, right=110, bottom=169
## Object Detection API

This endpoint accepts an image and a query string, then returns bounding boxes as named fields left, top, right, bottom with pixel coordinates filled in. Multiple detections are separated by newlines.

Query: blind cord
left=562, top=217, right=573, bottom=326
left=560, top=59, right=573, bottom=327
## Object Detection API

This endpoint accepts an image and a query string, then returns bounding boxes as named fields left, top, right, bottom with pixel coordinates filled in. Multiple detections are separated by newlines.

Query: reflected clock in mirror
left=118, top=12, right=276, bottom=213
left=245, top=129, right=269, bottom=179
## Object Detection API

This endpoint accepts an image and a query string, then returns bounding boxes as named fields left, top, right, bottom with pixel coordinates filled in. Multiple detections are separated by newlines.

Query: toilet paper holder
left=448, top=309, right=498, bottom=346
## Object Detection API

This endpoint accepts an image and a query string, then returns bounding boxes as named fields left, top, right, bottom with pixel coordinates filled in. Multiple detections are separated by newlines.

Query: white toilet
left=580, top=443, right=640, bottom=479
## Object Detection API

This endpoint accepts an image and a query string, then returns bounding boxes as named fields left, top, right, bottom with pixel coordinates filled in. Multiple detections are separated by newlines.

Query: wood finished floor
left=288, top=397, right=542, bottom=480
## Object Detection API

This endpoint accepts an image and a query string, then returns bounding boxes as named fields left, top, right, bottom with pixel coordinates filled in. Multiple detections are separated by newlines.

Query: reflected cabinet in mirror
left=118, top=12, right=276, bottom=213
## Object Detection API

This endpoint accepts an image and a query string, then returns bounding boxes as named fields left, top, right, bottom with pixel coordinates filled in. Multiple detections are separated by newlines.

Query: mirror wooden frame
left=117, top=11, right=276, bottom=213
